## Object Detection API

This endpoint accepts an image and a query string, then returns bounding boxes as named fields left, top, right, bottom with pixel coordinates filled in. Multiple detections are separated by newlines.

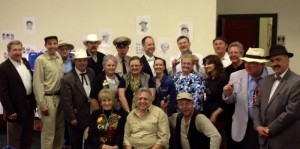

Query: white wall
left=217, top=0, right=300, bottom=74
left=0, top=0, right=217, bottom=66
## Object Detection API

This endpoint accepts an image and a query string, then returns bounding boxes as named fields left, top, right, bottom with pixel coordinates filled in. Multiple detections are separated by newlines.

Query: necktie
left=80, top=73, right=88, bottom=85
left=252, top=78, right=261, bottom=105
left=273, top=76, right=281, bottom=81
left=148, top=57, right=155, bottom=62
left=122, top=59, right=127, bottom=75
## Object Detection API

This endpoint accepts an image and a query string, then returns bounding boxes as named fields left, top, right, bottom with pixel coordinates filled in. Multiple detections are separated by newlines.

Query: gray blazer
left=223, top=67, right=273, bottom=142
left=253, top=69, right=300, bottom=149
left=60, top=68, right=95, bottom=129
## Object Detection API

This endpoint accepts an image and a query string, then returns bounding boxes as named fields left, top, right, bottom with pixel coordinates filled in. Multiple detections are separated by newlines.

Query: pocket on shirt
left=144, top=119, right=158, bottom=132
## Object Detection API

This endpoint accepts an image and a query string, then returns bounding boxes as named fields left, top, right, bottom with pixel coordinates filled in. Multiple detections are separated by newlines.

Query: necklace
left=102, top=109, right=113, bottom=130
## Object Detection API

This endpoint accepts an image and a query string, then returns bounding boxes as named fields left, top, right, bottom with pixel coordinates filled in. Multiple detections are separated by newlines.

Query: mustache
left=91, top=46, right=97, bottom=49
left=273, top=65, right=281, bottom=68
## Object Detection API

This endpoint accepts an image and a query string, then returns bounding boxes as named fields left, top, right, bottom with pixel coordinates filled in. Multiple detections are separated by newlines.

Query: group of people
left=0, top=33, right=299, bottom=149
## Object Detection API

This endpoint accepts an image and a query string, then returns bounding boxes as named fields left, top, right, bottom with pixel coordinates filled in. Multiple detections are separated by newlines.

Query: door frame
left=217, top=13, right=278, bottom=48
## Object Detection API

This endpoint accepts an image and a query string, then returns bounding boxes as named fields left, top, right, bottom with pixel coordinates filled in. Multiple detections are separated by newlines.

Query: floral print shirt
left=173, top=71, right=205, bottom=111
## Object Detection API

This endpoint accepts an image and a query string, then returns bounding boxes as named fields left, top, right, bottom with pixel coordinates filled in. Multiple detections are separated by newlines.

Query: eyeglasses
left=130, top=65, right=141, bottom=68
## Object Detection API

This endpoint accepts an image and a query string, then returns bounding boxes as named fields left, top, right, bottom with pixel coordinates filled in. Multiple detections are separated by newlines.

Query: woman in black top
left=203, top=55, right=229, bottom=149
left=90, top=55, right=124, bottom=111
left=85, top=89, right=125, bottom=149
left=118, top=56, right=155, bottom=113
left=203, top=55, right=229, bottom=124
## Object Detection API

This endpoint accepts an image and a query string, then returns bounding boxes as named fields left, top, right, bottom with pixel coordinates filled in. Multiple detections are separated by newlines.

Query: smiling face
left=228, top=46, right=243, bottom=63
left=177, top=99, right=194, bottom=117
left=181, top=57, right=193, bottom=74
left=177, top=38, right=191, bottom=54
left=154, top=59, right=166, bottom=75
left=100, top=97, right=114, bottom=111
left=143, top=37, right=155, bottom=57
left=58, top=45, right=70, bottom=60
left=45, top=39, right=58, bottom=56
left=8, top=43, right=23, bottom=63
left=129, top=59, right=143, bottom=76
left=204, top=62, right=216, bottom=74
left=137, top=91, right=152, bottom=112
left=104, top=59, right=116, bottom=76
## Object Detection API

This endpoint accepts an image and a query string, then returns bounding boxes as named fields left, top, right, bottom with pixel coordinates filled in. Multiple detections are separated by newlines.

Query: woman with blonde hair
left=85, top=89, right=125, bottom=149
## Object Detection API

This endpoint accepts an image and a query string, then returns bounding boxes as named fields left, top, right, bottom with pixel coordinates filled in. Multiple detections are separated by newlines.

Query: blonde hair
left=181, top=54, right=195, bottom=65
left=98, top=89, right=115, bottom=103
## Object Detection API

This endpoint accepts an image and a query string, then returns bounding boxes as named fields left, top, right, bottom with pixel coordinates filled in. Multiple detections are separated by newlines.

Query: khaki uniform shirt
left=33, top=51, right=64, bottom=108
left=124, top=105, right=170, bottom=149
left=169, top=113, right=221, bottom=149
left=115, top=54, right=130, bottom=77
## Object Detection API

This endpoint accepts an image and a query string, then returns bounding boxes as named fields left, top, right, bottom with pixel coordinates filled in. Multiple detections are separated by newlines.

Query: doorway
left=217, top=14, right=278, bottom=51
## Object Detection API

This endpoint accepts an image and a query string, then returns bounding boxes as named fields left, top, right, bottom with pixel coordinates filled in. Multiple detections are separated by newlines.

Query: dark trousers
left=240, top=118, right=260, bottom=149
left=7, top=111, right=34, bottom=149
left=68, top=124, right=85, bottom=149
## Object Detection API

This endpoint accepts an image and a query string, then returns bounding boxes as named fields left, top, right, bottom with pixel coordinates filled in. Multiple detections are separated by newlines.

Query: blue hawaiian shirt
left=173, top=70, right=205, bottom=111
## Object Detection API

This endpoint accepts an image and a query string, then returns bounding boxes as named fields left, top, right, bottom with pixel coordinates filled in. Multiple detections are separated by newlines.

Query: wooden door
left=221, top=17, right=258, bottom=50
left=217, top=14, right=278, bottom=52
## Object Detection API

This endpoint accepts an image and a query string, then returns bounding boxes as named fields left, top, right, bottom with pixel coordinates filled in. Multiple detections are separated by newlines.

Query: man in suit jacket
left=253, top=45, right=300, bottom=149
left=60, top=49, right=95, bottom=149
left=140, top=36, right=156, bottom=78
left=84, top=34, right=105, bottom=76
left=0, top=40, right=36, bottom=149
left=223, top=48, right=273, bottom=149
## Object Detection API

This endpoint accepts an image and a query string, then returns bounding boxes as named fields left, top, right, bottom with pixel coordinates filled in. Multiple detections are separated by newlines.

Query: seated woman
left=153, top=58, right=177, bottom=116
left=124, top=88, right=170, bottom=149
left=84, top=89, right=125, bottom=149
left=173, top=54, right=205, bottom=112
left=90, top=55, right=124, bottom=111
left=118, top=56, right=155, bottom=114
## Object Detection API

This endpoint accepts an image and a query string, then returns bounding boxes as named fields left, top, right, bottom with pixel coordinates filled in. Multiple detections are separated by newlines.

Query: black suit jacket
left=141, top=55, right=168, bottom=78
left=60, top=68, right=95, bottom=129
left=0, top=58, right=36, bottom=122
left=87, top=51, right=105, bottom=76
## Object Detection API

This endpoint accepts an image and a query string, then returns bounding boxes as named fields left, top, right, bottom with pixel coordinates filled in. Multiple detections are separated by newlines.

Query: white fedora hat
left=73, top=49, right=91, bottom=59
left=83, top=34, right=101, bottom=45
left=240, top=48, right=268, bottom=63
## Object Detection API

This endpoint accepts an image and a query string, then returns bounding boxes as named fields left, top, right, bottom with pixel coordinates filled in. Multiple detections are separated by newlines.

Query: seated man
left=169, top=92, right=221, bottom=149
left=124, top=88, right=170, bottom=149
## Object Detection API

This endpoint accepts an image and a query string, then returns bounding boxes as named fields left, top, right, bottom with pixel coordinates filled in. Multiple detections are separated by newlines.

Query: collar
left=75, top=67, right=87, bottom=76
left=276, top=68, right=288, bottom=79
left=221, top=52, right=230, bottom=60
left=9, top=57, right=22, bottom=66
left=144, top=54, right=155, bottom=61
left=64, top=57, right=72, bottom=63
left=133, top=104, right=154, bottom=115
left=87, top=50, right=96, bottom=56
left=248, top=67, right=268, bottom=82
left=44, top=51, right=60, bottom=60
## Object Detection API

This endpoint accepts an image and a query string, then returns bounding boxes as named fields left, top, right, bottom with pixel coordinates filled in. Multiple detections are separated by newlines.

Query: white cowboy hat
left=72, top=49, right=91, bottom=59
left=83, top=34, right=101, bottom=45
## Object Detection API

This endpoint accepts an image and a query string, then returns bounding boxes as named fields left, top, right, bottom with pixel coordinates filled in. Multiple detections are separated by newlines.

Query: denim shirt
left=153, top=75, right=177, bottom=116
left=248, top=67, right=269, bottom=118
left=173, top=71, right=205, bottom=111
